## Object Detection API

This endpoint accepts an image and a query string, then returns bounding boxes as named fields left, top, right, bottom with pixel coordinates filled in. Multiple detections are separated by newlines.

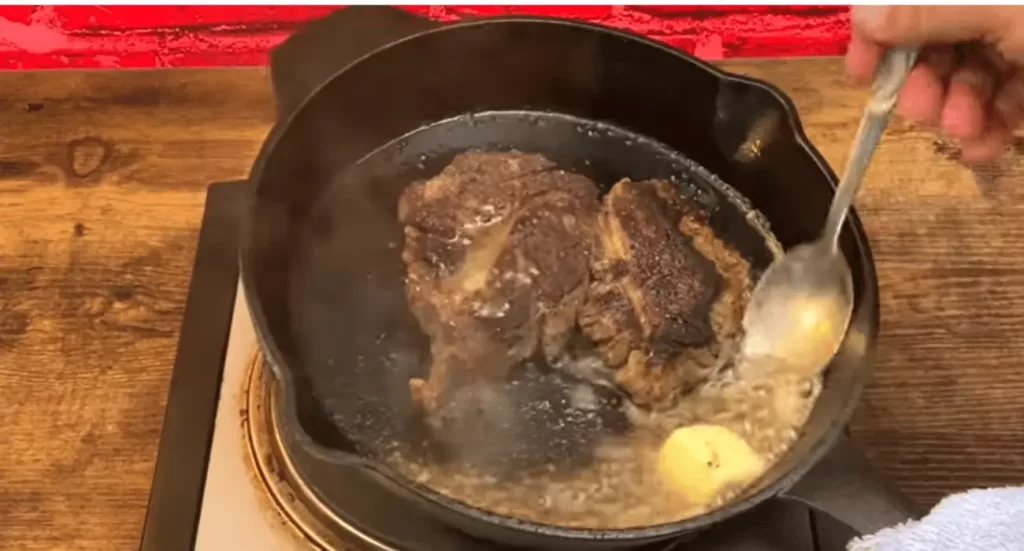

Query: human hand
left=846, top=6, right=1024, bottom=161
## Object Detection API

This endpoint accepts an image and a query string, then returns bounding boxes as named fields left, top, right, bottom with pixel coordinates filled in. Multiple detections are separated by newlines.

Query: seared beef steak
left=398, top=151, right=601, bottom=415
left=399, top=154, right=750, bottom=420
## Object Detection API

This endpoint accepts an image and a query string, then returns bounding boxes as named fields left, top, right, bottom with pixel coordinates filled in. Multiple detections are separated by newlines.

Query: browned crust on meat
left=581, top=179, right=747, bottom=410
left=398, top=151, right=601, bottom=414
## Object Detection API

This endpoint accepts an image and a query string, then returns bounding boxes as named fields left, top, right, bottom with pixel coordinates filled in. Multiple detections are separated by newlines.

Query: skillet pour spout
left=242, top=6, right=916, bottom=550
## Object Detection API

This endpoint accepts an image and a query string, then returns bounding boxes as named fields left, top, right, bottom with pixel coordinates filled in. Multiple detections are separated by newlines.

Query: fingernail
left=851, top=6, right=890, bottom=32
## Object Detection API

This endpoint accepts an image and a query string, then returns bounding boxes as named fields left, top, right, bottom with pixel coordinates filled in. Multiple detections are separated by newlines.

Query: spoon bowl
left=741, top=241, right=854, bottom=376
left=739, top=46, right=918, bottom=377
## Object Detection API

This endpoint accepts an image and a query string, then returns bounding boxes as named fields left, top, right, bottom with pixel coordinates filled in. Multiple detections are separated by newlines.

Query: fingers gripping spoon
left=740, top=47, right=918, bottom=376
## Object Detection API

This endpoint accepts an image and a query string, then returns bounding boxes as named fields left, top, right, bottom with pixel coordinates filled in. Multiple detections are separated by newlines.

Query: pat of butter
left=657, top=424, right=765, bottom=505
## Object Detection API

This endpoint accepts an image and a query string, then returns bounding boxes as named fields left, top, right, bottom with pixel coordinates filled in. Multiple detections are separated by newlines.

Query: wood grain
left=1, top=57, right=1023, bottom=550
left=0, top=68, right=275, bottom=551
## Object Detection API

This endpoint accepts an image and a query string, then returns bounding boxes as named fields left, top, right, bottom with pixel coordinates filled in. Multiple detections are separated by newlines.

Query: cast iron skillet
left=241, top=6, right=919, bottom=550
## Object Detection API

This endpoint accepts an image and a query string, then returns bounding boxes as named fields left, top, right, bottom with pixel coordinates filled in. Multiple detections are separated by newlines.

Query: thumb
left=852, top=6, right=1010, bottom=45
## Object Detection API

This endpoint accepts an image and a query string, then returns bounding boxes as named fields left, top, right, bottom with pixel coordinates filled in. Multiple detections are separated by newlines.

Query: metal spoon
left=740, top=47, right=918, bottom=375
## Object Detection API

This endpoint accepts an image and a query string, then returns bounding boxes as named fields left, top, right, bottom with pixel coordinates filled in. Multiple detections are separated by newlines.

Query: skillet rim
left=240, top=14, right=881, bottom=542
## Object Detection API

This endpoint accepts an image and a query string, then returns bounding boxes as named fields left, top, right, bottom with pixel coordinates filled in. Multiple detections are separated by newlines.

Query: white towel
left=848, top=487, right=1024, bottom=551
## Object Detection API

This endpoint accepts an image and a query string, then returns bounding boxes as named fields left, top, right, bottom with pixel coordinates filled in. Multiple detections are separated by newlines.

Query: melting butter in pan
left=657, top=424, right=765, bottom=505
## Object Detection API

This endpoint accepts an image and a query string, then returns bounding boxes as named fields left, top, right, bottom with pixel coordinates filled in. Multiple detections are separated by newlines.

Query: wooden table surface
left=2, top=57, right=1024, bottom=550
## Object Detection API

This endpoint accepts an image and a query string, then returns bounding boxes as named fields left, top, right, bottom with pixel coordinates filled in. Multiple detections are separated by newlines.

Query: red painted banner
left=0, top=5, right=851, bottom=70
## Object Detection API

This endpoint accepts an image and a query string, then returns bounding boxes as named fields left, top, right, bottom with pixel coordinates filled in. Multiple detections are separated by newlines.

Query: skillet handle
left=778, top=433, right=920, bottom=536
left=269, top=6, right=441, bottom=120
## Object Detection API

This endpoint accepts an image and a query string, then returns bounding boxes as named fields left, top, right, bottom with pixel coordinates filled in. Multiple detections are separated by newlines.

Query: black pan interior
left=244, top=17, right=878, bottom=541
left=288, top=110, right=780, bottom=466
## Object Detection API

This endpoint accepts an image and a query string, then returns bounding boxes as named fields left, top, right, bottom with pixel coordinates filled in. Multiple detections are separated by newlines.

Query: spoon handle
left=823, top=46, right=919, bottom=251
